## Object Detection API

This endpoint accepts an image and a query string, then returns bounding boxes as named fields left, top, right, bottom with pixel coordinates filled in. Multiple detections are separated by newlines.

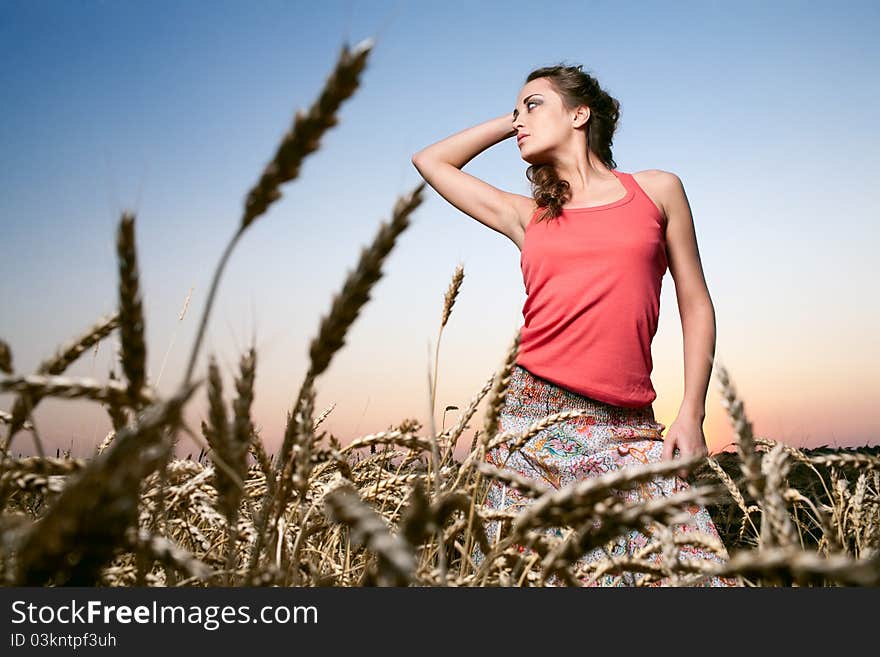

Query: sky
left=1, top=0, right=878, bottom=462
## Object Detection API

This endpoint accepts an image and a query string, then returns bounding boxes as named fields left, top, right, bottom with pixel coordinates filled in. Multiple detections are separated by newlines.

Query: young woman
left=412, top=64, right=742, bottom=586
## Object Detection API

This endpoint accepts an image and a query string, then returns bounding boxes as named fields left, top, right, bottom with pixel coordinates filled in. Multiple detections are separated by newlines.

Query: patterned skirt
left=471, top=364, right=743, bottom=587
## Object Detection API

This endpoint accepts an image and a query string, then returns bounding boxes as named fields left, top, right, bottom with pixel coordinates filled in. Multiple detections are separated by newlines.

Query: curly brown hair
left=523, top=64, right=622, bottom=224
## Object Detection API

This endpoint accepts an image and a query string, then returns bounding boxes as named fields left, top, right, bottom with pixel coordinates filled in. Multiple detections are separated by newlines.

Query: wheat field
left=1, top=37, right=878, bottom=588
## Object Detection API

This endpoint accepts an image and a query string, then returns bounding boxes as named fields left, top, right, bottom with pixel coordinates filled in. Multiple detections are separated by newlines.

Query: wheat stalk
left=116, top=213, right=148, bottom=410
left=540, top=484, right=720, bottom=584
left=439, top=372, right=494, bottom=467
left=512, top=451, right=708, bottom=534
left=321, top=478, right=416, bottom=586
left=2, top=311, right=119, bottom=452
left=154, top=285, right=194, bottom=388
left=430, top=263, right=464, bottom=413
left=0, top=374, right=153, bottom=407
left=246, top=183, right=426, bottom=581
left=343, top=430, right=433, bottom=454
left=476, top=461, right=552, bottom=499
left=708, top=546, right=880, bottom=586
left=761, top=442, right=799, bottom=548
left=12, top=380, right=199, bottom=585
left=180, top=38, right=375, bottom=390
left=481, top=329, right=520, bottom=447
left=459, top=331, right=520, bottom=578
left=0, top=339, right=11, bottom=374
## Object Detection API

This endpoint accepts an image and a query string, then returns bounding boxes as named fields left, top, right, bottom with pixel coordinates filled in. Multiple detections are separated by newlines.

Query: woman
left=411, top=64, right=741, bottom=586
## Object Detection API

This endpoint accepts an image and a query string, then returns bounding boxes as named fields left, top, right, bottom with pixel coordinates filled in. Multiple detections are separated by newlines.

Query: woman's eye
left=527, top=101, right=538, bottom=110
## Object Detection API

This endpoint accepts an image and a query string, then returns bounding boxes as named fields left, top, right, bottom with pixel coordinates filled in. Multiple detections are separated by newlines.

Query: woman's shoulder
left=631, top=169, right=676, bottom=222
left=631, top=168, right=676, bottom=186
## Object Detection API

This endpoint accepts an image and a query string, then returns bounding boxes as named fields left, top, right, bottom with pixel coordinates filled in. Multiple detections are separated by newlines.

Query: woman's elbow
left=411, top=151, right=436, bottom=174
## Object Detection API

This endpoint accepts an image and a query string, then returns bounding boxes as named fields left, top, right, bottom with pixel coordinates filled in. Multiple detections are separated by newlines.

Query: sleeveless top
left=516, top=169, right=668, bottom=408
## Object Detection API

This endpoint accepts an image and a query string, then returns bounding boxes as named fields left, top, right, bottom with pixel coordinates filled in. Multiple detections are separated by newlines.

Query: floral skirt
left=471, top=364, right=743, bottom=587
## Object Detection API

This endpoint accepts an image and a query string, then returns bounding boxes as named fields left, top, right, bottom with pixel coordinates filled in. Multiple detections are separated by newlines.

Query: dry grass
left=1, top=36, right=878, bottom=587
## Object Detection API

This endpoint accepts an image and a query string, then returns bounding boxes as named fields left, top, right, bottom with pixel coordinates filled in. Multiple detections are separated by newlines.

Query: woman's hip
left=487, top=364, right=668, bottom=485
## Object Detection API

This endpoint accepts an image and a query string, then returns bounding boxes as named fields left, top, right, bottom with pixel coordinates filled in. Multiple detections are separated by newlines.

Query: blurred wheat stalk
left=1, top=36, right=878, bottom=588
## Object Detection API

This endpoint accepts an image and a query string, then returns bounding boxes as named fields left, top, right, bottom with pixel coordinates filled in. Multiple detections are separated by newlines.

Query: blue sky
left=1, top=0, right=878, bottom=458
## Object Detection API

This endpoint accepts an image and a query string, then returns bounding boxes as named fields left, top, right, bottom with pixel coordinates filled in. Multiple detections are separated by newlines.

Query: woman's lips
left=517, top=135, right=529, bottom=144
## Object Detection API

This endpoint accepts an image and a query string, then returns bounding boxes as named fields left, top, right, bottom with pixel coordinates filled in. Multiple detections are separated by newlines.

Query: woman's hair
left=524, top=64, right=622, bottom=224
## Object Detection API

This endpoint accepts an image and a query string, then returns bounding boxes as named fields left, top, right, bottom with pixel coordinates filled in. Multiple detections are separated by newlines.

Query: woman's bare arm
left=411, top=113, right=533, bottom=246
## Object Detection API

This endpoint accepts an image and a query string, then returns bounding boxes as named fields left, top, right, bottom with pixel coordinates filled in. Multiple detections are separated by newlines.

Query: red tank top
left=516, top=169, right=668, bottom=408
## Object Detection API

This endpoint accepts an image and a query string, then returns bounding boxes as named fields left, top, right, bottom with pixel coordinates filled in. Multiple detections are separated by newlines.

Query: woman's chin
left=521, top=152, right=549, bottom=166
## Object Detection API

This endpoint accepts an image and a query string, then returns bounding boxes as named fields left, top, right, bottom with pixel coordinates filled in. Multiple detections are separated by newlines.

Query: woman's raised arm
left=411, top=113, right=533, bottom=246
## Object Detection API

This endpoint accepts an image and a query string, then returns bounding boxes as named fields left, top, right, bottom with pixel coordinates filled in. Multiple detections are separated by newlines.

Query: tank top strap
left=612, top=169, right=636, bottom=193
left=614, top=170, right=664, bottom=224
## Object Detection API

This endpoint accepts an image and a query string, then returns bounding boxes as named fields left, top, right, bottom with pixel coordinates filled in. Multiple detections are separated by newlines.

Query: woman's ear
left=573, top=106, right=590, bottom=128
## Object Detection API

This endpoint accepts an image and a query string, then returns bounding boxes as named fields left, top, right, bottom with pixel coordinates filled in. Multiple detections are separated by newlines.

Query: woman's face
left=512, top=77, right=584, bottom=166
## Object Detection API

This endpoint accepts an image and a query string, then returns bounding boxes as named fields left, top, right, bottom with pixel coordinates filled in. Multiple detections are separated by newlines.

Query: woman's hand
left=660, top=415, right=709, bottom=480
